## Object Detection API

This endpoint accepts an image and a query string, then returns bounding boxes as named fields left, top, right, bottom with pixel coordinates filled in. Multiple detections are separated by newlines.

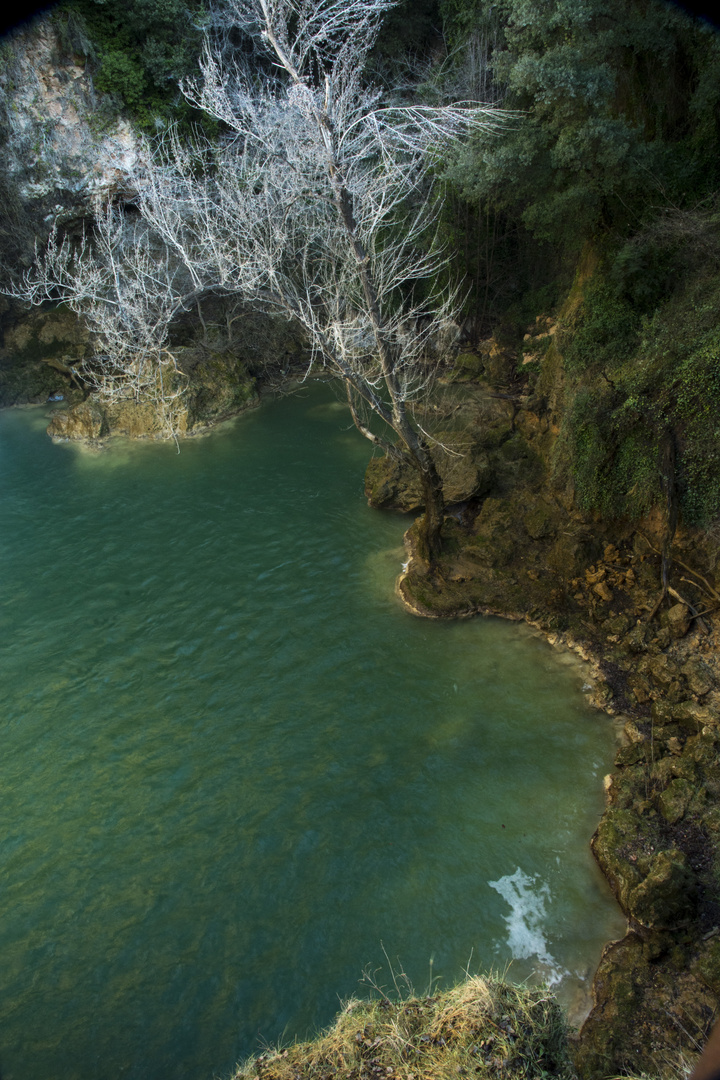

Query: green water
left=0, top=383, right=624, bottom=1080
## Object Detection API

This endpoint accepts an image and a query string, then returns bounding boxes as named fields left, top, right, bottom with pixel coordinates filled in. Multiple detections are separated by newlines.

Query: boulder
left=47, top=399, right=104, bottom=440
left=447, top=351, right=485, bottom=382
left=364, top=447, right=494, bottom=512
left=673, top=700, right=717, bottom=731
left=627, top=848, right=695, bottom=929
left=657, top=777, right=696, bottom=824
left=662, top=603, right=691, bottom=640
left=592, top=807, right=643, bottom=911
left=682, top=658, right=715, bottom=697
left=593, top=580, right=613, bottom=603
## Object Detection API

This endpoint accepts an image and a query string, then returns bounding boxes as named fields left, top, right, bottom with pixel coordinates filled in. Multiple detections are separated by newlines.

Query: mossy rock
left=447, top=351, right=485, bottom=382
left=591, top=807, right=644, bottom=910
left=673, top=700, right=716, bottom=732
left=523, top=500, right=558, bottom=540
left=657, top=777, right=696, bottom=824
left=615, top=742, right=650, bottom=767
left=627, top=848, right=696, bottom=929
left=694, top=936, right=720, bottom=994
left=623, top=623, right=650, bottom=653
left=683, top=658, right=715, bottom=696
left=182, top=349, right=258, bottom=429
left=575, top=934, right=649, bottom=1079
left=364, top=454, right=424, bottom=511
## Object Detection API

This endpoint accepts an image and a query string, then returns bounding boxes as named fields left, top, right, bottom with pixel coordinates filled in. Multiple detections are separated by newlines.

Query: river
left=0, top=382, right=625, bottom=1080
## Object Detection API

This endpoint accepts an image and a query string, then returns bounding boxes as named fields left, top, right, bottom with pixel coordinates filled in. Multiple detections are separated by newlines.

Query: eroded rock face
left=365, top=446, right=494, bottom=511
left=44, top=346, right=260, bottom=442
left=47, top=399, right=104, bottom=439
left=627, top=848, right=696, bottom=928
left=0, top=16, right=139, bottom=209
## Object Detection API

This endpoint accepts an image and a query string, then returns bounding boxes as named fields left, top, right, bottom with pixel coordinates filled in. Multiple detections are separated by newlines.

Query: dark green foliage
left=430, top=0, right=720, bottom=527
left=441, top=0, right=720, bottom=249
left=564, top=252, right=720, bottom=526
left=371, top=0, right=442, bottom=64
left=562, top=277, right=641, bottom=374
left=57, top=0, right=206, bottom=128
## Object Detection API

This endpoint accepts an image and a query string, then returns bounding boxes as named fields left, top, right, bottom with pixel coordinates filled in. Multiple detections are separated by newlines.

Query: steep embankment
left=368, top=255, right=720, bottom=1078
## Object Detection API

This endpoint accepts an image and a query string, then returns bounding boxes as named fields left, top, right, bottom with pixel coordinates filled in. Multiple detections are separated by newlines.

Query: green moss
left=447, top=351, right=485, bottom=382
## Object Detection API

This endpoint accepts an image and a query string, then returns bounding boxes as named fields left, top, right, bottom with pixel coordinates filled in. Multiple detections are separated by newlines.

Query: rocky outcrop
left=39, top=344, right=262, bottom=441
left=389, top=325, right=720, bottom=1078
left=0, top=15, right=138, bottom=222
left=365, top=444, right=495, bottom=511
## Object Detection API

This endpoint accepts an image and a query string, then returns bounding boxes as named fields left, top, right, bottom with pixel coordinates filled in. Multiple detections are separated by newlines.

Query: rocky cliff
left=375, top=282, right=720, bottom=1078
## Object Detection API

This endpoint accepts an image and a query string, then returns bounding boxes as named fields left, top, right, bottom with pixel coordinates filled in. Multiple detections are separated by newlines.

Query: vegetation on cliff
left=231, top=974, right=575, bottom=1080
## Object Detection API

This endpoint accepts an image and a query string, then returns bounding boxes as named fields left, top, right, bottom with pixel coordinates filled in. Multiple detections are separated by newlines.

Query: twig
left=646, top=586, right=668, bottom=624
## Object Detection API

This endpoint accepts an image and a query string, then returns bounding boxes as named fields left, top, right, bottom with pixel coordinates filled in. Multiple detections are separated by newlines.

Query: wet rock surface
left=390, top=335, right=720, bottom=1078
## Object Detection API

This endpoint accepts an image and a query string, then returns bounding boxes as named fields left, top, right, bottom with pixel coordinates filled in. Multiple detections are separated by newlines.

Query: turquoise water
left=0, top=384, right=624, bottom=1080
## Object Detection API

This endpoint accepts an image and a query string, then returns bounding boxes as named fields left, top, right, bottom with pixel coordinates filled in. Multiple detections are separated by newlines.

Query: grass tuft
left=231, top=973, right=575, bottom=1080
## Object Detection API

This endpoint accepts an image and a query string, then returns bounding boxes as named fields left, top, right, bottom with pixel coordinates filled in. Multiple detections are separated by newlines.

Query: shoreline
left=395, top=519, right=720, bottom=1078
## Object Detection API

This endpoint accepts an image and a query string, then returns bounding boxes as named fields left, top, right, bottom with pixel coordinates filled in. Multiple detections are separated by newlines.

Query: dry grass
left=231, top=974, right=575, bottom=1080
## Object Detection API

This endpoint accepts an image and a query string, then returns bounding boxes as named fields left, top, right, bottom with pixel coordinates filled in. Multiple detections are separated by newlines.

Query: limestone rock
left=603, top=613, right=632, bottom=637
left=627, top=848, right=695, bottom=929
left=575, top=934, right=649, bottom=1080
left=47, top=400, right=104, bottom=440
left=651, top=699, right=675, bottom=725
left=662, top=602, right=691, bottom=640
left=591, top=807, right=643, bottom=912
left=682, top=658, right=715, bottom=697
left=623, top=624, right=649, bottom=653
left=628, top=672, right=652, bottom=704
left=523, top=501, right=557, bottom=540
left=593, top=580, right=613, bottom=602
left=643, top=653, right=680, bottom=689
left=673, top=699, right=717, bottom=731
left=624, top=719, right=647, bottom=744
left=2, top=18, right=139, bottom=208
left=364, top=447, right=494, bottom=512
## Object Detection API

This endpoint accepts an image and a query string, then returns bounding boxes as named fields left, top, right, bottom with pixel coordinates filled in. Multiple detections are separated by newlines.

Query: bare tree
left=15, top=0, right=501, bottom=559
left=13, top=199, right=190, bottom=440
left=130, top=0, right=502, bottom=561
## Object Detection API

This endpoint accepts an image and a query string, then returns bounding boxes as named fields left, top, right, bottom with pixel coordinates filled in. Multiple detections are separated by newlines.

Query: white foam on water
left=488, top=867, right=569, bottom=986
